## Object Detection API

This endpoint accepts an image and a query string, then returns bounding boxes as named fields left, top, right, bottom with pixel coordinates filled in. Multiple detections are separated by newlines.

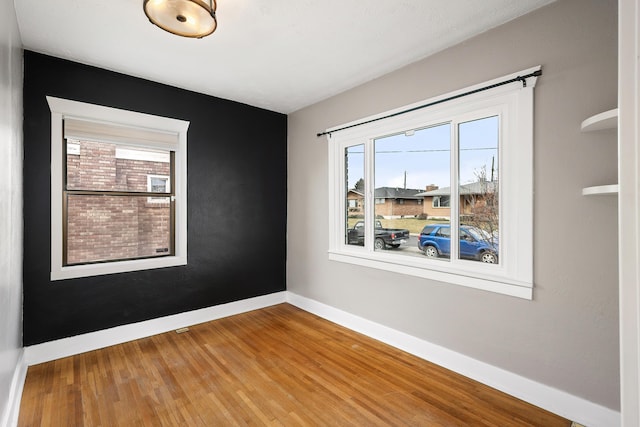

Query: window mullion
left=364, top=138, right=376, bottom=251
left=169, top=150, right=176, bottom=255
left=62, top=133, right=69, bottom=267
left=450, top=119, right=460, bottom=263
left=62, top=190, right=69, bottom=266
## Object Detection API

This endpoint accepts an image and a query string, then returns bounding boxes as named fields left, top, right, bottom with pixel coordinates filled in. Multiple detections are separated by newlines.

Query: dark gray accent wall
left=23, top=51, right=287, bottom=346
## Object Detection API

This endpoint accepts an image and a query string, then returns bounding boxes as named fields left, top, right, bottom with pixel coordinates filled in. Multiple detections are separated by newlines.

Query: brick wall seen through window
left=65, top=140, right=171, bottom=265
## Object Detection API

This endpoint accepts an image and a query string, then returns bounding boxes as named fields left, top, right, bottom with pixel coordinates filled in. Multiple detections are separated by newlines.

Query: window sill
left=51, top=256, right=187, bottom=281
left=328, top=250, right=532, bottom=300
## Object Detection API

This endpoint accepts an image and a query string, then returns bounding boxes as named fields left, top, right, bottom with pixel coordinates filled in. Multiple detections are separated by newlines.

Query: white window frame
left=47, top=96, right=189, bottom=281
left=326, top=67, right=538, bottom=299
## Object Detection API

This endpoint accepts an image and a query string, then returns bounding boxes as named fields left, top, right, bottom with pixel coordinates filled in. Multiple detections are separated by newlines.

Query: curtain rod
left=317, top=69, right=542, bottom=138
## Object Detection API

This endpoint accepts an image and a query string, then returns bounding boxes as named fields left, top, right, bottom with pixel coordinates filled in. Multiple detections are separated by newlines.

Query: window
left=48, top=97, right=189, bottom=280
left=149, top=175, right=169, bottom=192
left=433, top=196, right=450, bottom=208
left=147, top=174, right=171, bottom=203
left=436, top=227, right=450, bottom=238
left=347, top=199, right=358, bottom=208
left=422, top=225, right=436, bottom=235
left=327, top=67, right=538, bottom=299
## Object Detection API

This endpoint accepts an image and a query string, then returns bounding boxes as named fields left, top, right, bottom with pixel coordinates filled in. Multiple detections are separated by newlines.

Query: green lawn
left=347, top=217, right=450, bottom=234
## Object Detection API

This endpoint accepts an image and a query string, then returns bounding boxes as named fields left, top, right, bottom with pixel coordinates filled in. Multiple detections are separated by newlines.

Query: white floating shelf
left=582, top=184, right=619, bottom=196
left=581, top=108, right=618, bottom=132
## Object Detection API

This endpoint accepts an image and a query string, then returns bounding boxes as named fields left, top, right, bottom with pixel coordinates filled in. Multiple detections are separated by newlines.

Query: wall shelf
left=581, top=109, right=618, bottom=195
left=580, top=108, right=618, bottom=132
left=582, top=184, right=619, bottom=196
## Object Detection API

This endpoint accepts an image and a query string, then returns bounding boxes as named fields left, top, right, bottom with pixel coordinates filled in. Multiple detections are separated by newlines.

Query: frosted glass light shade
left=144, top=0, right=217, bottom=38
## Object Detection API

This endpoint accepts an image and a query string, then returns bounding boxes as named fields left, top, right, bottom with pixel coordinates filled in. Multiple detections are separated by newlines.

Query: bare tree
left=461, top=165, right=499, bottom=245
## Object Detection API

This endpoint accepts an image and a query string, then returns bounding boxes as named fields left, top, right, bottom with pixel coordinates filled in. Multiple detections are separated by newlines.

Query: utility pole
left=491, top=157, right=495, bottom=182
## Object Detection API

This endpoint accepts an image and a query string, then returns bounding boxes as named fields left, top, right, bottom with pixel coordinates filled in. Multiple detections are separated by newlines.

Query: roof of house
left=348, top=183, right=497, bottom=198
left=347, top=187, right=425, bottom=199
left=415, top=181, right=497, bottom=197
left=374, top=187, right=425, bottom=199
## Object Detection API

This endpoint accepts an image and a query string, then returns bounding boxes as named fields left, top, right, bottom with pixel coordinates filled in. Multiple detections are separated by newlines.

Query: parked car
left=418, top=224, right=498, bottom=263
left=347, top=220, right=410, bottom=250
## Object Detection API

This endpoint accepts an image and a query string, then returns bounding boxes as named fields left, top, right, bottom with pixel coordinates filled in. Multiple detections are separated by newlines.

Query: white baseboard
left=17, top=290, right=620, bottom=427
left=286, top=291, right=621, bottom=427
left=24, top=291, right=286, bottom=366
left=1, top=349, right=27, bottom=427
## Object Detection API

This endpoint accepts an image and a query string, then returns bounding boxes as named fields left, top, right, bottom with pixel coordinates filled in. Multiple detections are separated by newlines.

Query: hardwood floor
left=19, top=304, right=570, bottom=426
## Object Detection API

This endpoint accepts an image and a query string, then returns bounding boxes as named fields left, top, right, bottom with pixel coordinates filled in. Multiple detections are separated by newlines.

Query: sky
left=346, top=116, right=499, bottom=191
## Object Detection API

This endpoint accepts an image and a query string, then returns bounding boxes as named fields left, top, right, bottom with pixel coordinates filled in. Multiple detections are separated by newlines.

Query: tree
left=462, top=165, right=499, bottom=250
left=354, top=178, right=364, bottom=191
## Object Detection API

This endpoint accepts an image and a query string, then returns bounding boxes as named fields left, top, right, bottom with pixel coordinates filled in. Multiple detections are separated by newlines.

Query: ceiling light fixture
left=143, top=0, right=217, bottom=38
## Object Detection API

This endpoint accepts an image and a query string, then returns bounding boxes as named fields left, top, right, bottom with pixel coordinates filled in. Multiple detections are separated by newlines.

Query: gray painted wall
left=287, top=0, right=619, bottom=410
left=0, top=0, right=23, bottom=422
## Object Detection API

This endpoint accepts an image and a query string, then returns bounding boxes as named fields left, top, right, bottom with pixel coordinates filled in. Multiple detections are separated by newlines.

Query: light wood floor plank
left=19, top=304, right=570, bottom=426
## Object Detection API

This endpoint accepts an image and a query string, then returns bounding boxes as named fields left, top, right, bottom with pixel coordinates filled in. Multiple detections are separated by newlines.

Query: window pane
left=345, top=145, right=364, bottom=246
left=66, top=194, right=172, bottom=265
left=66, top=140, right=171, bottom=192
left=374, top=123, right=450, bottom=259
left=150, top=177, right=167, bottom=192
left=458, top=116, right=499, bottom=264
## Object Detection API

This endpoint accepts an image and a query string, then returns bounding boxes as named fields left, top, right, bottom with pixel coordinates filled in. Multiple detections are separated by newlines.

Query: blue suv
left=418, top=224, right=498, bottom=263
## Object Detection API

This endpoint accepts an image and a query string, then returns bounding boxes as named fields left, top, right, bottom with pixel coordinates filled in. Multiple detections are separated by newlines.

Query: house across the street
left=417, top=181, right=498, bottom=220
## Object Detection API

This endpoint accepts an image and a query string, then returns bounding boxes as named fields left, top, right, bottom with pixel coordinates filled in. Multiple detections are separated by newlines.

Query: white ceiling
left=14, top=0, right=555, bottom=114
